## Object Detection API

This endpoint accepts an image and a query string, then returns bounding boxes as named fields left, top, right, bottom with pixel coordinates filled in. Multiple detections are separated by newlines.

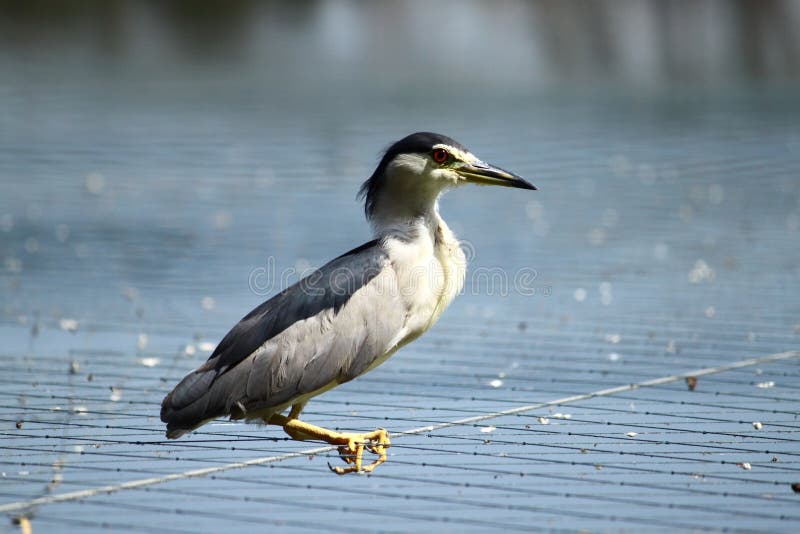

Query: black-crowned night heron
left=161, top=132, right=535, bottom=474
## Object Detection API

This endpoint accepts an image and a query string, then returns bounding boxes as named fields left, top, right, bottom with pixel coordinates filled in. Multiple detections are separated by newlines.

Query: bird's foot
left=329, top=428, right=390, bottom=475
left=268, top=414, right=390, bottom=475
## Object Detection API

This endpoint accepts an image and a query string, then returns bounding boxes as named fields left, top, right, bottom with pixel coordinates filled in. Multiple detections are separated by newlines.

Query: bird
left=160, top=132, right=535, bottom=474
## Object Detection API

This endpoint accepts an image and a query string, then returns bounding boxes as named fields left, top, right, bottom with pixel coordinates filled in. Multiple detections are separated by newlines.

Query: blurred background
left=2, top=2, right=800, bottom=532
left=2, top=0, right=799, bottom=321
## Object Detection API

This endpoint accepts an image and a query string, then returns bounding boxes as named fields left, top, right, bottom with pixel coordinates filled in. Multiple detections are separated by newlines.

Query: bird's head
left=359, top=132, right=535, bottom=224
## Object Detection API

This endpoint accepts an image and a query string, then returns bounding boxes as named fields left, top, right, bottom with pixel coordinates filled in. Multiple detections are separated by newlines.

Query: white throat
left=367, top=154, right=455, bottom=237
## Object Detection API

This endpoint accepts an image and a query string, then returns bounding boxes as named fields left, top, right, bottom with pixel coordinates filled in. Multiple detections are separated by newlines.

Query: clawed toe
left=337, top=440, right=359, bottom=465
left=329, top=430, right=390, bottom=475
left=271, top=415, right=391, bottom=475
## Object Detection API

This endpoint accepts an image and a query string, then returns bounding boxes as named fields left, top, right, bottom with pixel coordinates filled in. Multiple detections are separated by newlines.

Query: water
left=4, top=82, right=799, bottom=330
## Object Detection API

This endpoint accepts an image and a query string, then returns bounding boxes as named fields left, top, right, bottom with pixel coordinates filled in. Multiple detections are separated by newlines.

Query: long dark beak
left=457, top=161, right=536, bottom=190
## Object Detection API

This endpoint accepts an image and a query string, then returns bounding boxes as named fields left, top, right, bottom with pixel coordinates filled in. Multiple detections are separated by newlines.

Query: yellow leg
left=267, top=412, right=390, bottom=475
left=14, top=516, right=31, bottom=534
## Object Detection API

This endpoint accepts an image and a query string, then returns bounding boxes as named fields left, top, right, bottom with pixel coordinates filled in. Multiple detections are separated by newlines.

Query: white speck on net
left=756, top=381, right=775, bottom=389
left=574, top=288, right=587, bottom=302
left=201, top=296, right=216, bottom=311
left=588, top=227, right=607, bottom=246
left=604, top=333, right=621, bottom=344
left=525, top=200, right=544, bottom=221
left=122, top=286, right=140, bottom=301
left=488, top=379, right=503, bottom=388
left=198, top=341, right=217, bottom=352
left=213, top=211, right=233, bottom=229
left=85, top=172, right=105, bottom=195
left=480, top=426, right=496, bottom=434
left=6, top=257, right=23, bottom=273
left=59, top=318, right=79, bottom=332
left=688, top=260, right=715, bottom=284
left=599, top=281, right=613, bottom=306
left=752, top=422, right=763, bottom=430
left=294, top=258, right=312, bottom=275
left=138, top=357, right=160, bottom=368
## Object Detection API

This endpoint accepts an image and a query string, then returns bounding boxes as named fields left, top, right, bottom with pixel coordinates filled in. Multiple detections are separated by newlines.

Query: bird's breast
left=431, top=221, right=467, bottom=321
left=383, top=220, right=466, bottom=344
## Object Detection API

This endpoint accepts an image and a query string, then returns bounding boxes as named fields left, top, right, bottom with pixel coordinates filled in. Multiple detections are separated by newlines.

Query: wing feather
left=160, top=239, right=406, bottom=438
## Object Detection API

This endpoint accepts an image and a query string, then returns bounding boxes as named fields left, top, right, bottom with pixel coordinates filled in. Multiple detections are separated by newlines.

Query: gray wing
left=160, top=239, right=406, bottom=438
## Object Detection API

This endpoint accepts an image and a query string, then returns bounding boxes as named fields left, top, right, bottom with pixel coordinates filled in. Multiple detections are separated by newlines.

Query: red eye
left=432, top=148, right=449, bottom=164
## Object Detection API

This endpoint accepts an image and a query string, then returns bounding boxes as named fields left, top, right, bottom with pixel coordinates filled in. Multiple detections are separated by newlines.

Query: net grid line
left=2, top=350, right=797, bottom=522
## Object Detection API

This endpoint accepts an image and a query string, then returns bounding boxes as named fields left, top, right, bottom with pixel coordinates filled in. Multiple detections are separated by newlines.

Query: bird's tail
left=160, top=369, right=226, bottom=439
